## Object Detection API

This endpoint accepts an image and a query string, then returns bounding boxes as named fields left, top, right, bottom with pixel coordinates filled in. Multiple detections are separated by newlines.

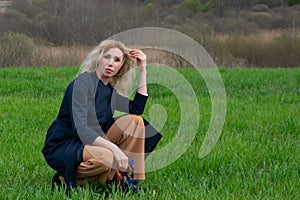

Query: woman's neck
left=95, top=70, right=109, bottom=85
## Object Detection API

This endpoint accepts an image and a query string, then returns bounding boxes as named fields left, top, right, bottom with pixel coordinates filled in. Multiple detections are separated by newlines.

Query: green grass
left=0, top=67, right=299, bottom=199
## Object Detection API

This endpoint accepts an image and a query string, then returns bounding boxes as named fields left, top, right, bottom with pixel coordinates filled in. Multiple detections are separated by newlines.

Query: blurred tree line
left=0, top=0, right=149, bottom=45
left=0, top=0, right=300, bottom=45
left=1, top=0, right=300, bottom=67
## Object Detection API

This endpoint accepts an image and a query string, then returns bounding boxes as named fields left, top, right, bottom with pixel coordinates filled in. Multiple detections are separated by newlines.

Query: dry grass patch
left=32, top=45, right=92, bottom=67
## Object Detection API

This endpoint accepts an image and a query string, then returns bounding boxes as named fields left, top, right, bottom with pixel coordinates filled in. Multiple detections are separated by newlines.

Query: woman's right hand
left=92, top=136, right=128, bottom=171
left=111, top=145, right=128, bottom=171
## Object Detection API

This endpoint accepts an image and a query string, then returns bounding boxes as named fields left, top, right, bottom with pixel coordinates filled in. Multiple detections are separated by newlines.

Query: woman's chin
left=101, top=74, right=115, bottom=81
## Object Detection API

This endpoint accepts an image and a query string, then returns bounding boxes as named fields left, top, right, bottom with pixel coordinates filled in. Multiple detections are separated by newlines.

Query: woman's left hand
left=130, top=49, right=147, bottom=71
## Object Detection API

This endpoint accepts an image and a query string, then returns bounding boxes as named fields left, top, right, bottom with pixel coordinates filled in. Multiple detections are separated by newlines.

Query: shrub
left=0, top=32, right=36, bottom=67
left=252, top=4, right=270, bottom=12
left=145, top=2, right=154, bottom=11
left=253, top=0, right=286, bottom=7
left=245, top=12, right=284, bottom=29
left=164, top=14, right=180, bottom=24
left=180, top=0, right=202, bottom=12
left=180, top=0, right=214, bottom=13
left=199, top=0, right=214, bottom=12
left=272, top=6, right=300, bottom=29
left=288, top=0, right=300, bottom=6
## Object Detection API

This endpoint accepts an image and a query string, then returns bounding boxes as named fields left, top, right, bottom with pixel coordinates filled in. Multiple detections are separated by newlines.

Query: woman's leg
left=76, top=145, right=114, bottom=185
left=105, top=114, right=145, bottom=180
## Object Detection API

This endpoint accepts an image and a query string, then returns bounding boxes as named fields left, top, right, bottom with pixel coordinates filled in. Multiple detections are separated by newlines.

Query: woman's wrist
left=138, top=64, right=147, bottom=72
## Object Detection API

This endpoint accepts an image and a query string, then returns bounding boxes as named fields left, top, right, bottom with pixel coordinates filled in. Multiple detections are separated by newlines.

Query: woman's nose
left=107, top=58, right=114, bottom=66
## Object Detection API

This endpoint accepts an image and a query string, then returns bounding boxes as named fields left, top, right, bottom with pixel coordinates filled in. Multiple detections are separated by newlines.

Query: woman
left=42, top=40, right=161, bottom=195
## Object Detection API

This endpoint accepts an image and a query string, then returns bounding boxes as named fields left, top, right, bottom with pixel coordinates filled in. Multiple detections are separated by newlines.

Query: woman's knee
left=84, top=145, right=114, bottom=167
left=127, top=114, right=144, bottom=126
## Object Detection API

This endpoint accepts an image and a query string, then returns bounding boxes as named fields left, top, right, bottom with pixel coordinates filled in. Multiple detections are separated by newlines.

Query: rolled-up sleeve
left=115, top=91, right=148, bottom=115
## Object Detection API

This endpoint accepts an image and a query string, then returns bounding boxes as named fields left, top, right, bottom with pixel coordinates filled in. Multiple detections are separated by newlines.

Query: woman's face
left=97, top=47, right=124, bottom=80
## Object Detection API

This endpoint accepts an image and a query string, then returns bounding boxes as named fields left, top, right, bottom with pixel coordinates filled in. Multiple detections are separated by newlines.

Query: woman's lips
left=105, top=68, right=113, bottom=73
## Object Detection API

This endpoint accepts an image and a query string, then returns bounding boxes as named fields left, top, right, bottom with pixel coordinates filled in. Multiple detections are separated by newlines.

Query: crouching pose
left=42, top=40, right=162, bottom=195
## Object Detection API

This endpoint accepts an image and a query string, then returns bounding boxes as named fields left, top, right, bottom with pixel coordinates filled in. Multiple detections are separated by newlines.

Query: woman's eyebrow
left=103, top=53, right=123, bottom=60
left=114, top=55, right=123, bottom=59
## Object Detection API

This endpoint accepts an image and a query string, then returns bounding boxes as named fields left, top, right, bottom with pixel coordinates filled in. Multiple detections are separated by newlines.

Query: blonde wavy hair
left=80, top=40, right=135, bottom=96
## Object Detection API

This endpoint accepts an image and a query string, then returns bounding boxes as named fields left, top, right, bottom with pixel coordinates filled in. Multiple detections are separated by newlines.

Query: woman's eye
left=103, top=55, right=111, bottom=59
left=115, top=58, right=121, bottom=62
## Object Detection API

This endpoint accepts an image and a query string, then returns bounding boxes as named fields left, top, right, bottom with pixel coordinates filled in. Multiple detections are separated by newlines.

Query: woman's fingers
left=130, top=49, right=146, bottom=59
left=130, top=49, right=147, bottom=68
left=112, top=147, right=129, bottom=171
left=116, top=158, right=128, bottom=171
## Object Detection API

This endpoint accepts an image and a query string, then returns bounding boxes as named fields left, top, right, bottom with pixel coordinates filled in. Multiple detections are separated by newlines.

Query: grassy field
left=0, top=67, right=299, bottom=199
